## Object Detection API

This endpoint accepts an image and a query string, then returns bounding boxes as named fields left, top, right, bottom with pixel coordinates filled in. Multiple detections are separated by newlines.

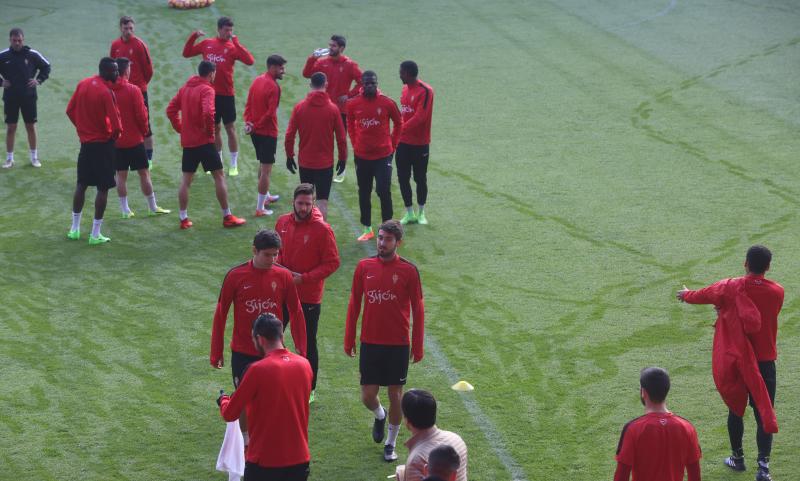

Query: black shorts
left=395, top=143, right=430, bottom=165
left=77, top=141, right=117, bottom=189
left=215, top=95, right=236, bottom=125
left=244, top=461, right=309, bottom=481
left=231, top=351, right=262, bottom=388
left=299, top=166, right=334, bottom=200
left=359, top=343, right=410, bottom=386
left=142, top=91, right=152, bottom=138
left=182, top=144, right=223, bottom=173
left=115, top=143, right=149, bottom=171
left=4, top=94, right=37, bottom=124
left=251, top=134, right=277, bottom=164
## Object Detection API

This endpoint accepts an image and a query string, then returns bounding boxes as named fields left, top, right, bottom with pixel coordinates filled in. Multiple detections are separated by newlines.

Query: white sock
left=146, top=193, right=157, bottom=211
left=119, top=196, right=130, bottom=213
left=386, top=424, right=400, bottom=446
left=179, top=210, right=188, bottom=221
left=6, top=152, right=13, bottom=161
left=230, top=151, right=238, bottom=168
left=30, top=149, right=37, bottom=161
left=373, top=405, right=386, bottom=419
left=257, top=193, right=267, bottom=211
left=71, top=212, right=82, bottom=231
left=222, top=207, right=232, bottom=216
left=91, top=218, right=103, bottom=238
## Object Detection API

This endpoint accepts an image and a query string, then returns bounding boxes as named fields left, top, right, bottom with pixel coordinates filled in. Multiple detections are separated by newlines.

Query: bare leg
left=137, top=169, right=154, bottom=196
left=361, top=384, right=381, bottom=411
left=6, top=123, right=17, bottom=153
left=116, top=170, right=129, bottom=198
left=386, top=385, right=404, bottom=426
left=258, top=163, right=272, bottom=195
left=317, top=200, right=328, bottom=220
left=94, top=189, right=109, bottom=220
left=178, top=172, right=194, bottom=211
left=72, top=183, right=88, bottom=213
left=24, top=123, right=37, bottom=150
left=224, top=122, right=239, bottom=153
left=214, top=123, right=223, bottom=153
left=211, top=169, right=229, bottom=210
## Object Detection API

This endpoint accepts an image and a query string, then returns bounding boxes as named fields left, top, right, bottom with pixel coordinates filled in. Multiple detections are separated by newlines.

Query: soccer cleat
left=357, top=227, right=375, bottom=242
left=122, top=210, right=135, bottom=219
left=255, top=209, right=274, bottom=217
left=309, top=390, right=315, bottom=404
left=383, top=444, right=398, bottom=462
left=30, top=158, right=41, bottom=168
left=399, top=211, right=417, bottom=225
left=148, top=160, right=152, bottom=169
left=229, top=166, right=239, bottom=177
left=148, top=206, right=171, bottom=216
left=88, top=234, right=111, bottom=245
left=417, top=211, right=428, bottom=225
left=724, top=456, right=746, bottom=472
left=67, top=229, right=80, bottom=240
left=372, top=408, right=387, bottom=443
left=180, top=218, right=193, bottom=230
left=223, top=214, right=246, bottom=228
left=333, top=172, right=345, bottom=183
left=2, top=158, right=13, bottom=169
left=755, top=468, right=773, bottom=481
left=267, top=193, right=280, bottom=203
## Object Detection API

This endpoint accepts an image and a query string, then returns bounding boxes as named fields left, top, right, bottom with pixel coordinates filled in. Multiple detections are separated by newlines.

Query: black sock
left=727, top=411, right=744, bottom=456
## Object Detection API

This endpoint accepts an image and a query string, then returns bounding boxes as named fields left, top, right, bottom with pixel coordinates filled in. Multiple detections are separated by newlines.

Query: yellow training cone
left=451, top=380, right=474, bottom=392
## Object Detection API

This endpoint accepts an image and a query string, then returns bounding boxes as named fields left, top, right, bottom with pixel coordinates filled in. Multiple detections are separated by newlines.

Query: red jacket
left=243, top=73, right=281, bottom=137
left=346, top=91, right=403, bottom=160
left=285, top=90, right=347, bottom=169
left=683, top=277, right=778, bottom=433
left=302, top=54, right=362, bottom=112
left=210, top=261, right=307, bottom=363
left=109, top=78, right=148, bottom=148
left=399, top=80, right=434, bottom=146
left=109, top=35, right=153, bottom=92
left=344, top=254, right=424, bottom=361
left=66, top=76, right=122, bottom=143
left=220, top=348, right=312, bottom=468
left=166, top=75, right=215, bottom=148
left=275, top=208, right=340, bottom=304
left=182, top=33, right=254, bottom=96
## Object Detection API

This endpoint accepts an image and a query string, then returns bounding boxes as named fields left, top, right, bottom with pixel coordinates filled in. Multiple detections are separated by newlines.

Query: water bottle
left=313, top=48, right=330, bottom=58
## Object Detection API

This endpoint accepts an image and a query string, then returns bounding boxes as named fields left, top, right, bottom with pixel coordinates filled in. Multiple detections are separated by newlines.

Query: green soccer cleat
left=309, top=390, right=315, bottom=404
left=67, top=229, right=80, bottom=240
left=417, top=211, right=428, bottom=225
left=148, top=206, right=171, bottom=216
left=229, top=166, right=239, bottom=177
left=399, top=211, right=417, bottom=225
left=122, top=210, right=135, bottom=219
left=88, top=234, right=111, bottom=245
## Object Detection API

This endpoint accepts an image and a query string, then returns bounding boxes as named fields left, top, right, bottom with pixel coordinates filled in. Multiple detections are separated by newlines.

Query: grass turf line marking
left=614, top=0, right=677, bottom=30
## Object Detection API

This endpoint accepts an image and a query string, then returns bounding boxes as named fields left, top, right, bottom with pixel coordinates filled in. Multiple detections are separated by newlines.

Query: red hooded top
left=166, top=75, right=215, bottom=148
left=109, top=35, right=153, bottom=92
left=182, top=33, right=254, bottom=96
left=399, top=79, right=434, bottom=146
left=66, top=76, right=122, bottom=144
left=302, top=54, right=362, bottom=113
left=243, top=72, right=281, bottom=137
left=109, top=77, right=148, bottom=148
left=284, top=90, right=347, bottom=169
left=345, top=91, right=403, bottom=161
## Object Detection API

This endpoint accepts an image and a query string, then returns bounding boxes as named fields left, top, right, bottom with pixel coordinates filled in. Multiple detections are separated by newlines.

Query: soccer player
left=397, top=61, right=434, bottom=226
left=218, top=313, right=312, bottom=481
left=211, top=229, right=307, bottom=451
left=344, top=220, right=424, bottom=461
left=65, top=57, right=122, bottom=245
left=615, top=367, right=701, bottom=481
left=285, top=72, right=347, bottom=220
left=346, top=71, right=402, bottom=241
left=109, top=58, right=169, bottom=218
left=677, top=245, right=783, bottom=481
left=275, top=183, right=340, bottom=401
left=166, top=61, right=246, bottom=229
left=1, top=28, right=50, bottom=168
left=244, top=55, right=285, bottom=216
left=109, top=16, right=154, bottom=164
left=423, top=445, right=462, bottom=481
left=183, top=17, right=254, bottom=176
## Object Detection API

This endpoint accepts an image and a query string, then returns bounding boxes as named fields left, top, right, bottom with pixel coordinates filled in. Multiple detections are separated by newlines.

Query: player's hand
left=1, top=80, right=10, bottom=88
left=411, top=352, right=423, bottom=363
left=212, top=358, right=224, bottom=369
left=195, top=30, right=206, bottom=37
left=216, top=390, right=227, bottom=407
left=676, top=284, right=689, bottom=302
left=27, top=79, right=38, bottom=88
left=336, top=160, right=346, bottom=176
left=346, top=346, right=356, bottom=357
left=337, top=95, right=348, bottom=107
left=244, top=122, right=253, bottom=135
left=286, top=156, right=297, bottom=174
left=292, top=272, right=303, bottom=285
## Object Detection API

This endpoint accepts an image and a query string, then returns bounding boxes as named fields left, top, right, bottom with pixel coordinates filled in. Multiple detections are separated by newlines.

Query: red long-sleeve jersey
left=275, top=208, right=340, bottom=304
left=346, top=91, right=402, bottom=160
left=220, top=348, right=312, bottom=468
left=243, top=73, right=280, bottom=137
left=166, top=75, right=215, bottom=148
left=399, top=80, right=434, bottom=146
left=285, top=90, right=347, bottom=169
left=302, top=54, right=362, bottom=113
left=66, top=76, right=122, bottom=143
left=109, top=78, right=148, bottom=148
left=344, top=255, right=424, bottom=361
left=211, top=261, right=307, bottom=364
left=109, top=35, right=153, bottom=92
left=182, top=33, right=254, bottom=96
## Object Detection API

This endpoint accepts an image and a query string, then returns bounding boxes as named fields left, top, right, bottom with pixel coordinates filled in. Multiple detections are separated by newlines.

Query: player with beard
left=344, top=220, right=424, bottom=462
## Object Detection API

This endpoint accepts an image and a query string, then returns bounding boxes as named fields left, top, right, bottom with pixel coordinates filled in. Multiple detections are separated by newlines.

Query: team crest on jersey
left=129, top=48, right=133, bottom=55
left=411, top=95, right=415, bottom=101
left=282, top=355, right=290, bottom=361
left=377, top=107, right=382, bottom=115
left=392, top=274, right=399, bottom=284
left=304, top=235, right=309, bottom=244
left=24, top=59, right=29, bottom=65
left=224, top=48, right=228, bottom=54
left=659, top=419, right=667, bottom=426
left=271, top=281, right=277, bottom=292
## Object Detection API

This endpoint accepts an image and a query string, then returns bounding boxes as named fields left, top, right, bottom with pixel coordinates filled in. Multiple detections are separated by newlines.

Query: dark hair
left=640, top=367, right=670, bottom=403
left=400, top=60, right=419, bottom=78
left=310, top=72, right=327, bottom=88
left=218, top=17, right=234, bottom=29
left=427, top=445, right=461, bottom=477
left=267, top=54, right=287, bottom=67
left=379, top=220, right=403, bottom=242
left=746, top=245, right=772, bottom=274
left=198, top=60, right=216, bottom=77
left=99, top=57, right=117, bottom=75
left=115, top=57, right=131, bottom=75
left=252, top=313, right=283, bottom=341
left=253, top=229, right=281, bottom=250
left=330, top=34, right=346, bottom=48
left=362, top=70, right=378, bottom=81
left=294, top=183, right=315, bottom=200
left=9, top=28, right=24, bottom=38
left=120, top=16, right=134, bottom=26
left=401, top=389, right=436, bottom=429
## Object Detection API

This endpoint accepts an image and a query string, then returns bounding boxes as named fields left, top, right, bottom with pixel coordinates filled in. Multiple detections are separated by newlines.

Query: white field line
left=615, top=0, right=678, bottom=30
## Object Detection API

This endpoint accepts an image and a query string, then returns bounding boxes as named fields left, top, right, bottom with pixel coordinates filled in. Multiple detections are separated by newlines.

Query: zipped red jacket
left=302, top=54, right=362, bottom=113
left=683, top=276, right=778, bottom=433
left=109, top=78, right=148, bottom=148
left=210, top=261, right=307, bottom=364
left=243, top=72, right=280, bottom=137
left=66, top=76, right=122, bottom=143
left=182, top=33, right=254, bottom=96
left=109, top=35, right=153, bottom=92
left=284, top=90, right=347, bottom=169
left=275, top=208, right=340, bottom=304
left=399, top=80, right=434, bottom=146
left=346, top=90, right=403, bottom=160
left=166, top=75, right=215, bottom=148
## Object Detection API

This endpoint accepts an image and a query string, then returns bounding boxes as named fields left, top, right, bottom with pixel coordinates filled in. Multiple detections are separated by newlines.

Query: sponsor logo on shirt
left=245, top=298, right=279, bottom=313
left=303, top=235, right=309, bottom=244
left=207, top=53, right=226, bottom=64
left=367, top=289, right=398, bottom=304
left=243, top=284, right=253, bottom=290
left=359, top=118, right=380, bottom=128
left=400, top=104, right=414, bottom=114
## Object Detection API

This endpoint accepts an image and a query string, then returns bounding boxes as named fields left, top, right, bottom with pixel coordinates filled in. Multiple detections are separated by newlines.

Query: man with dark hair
left=275, top=183, right=340, bottom=402
left=110, top=16, right=155, bottom=164
left=211, top=229, right=307, bottom=452
left=1, top=28, right=50, bottom=168
left=345, top=220, right=424, bottom=461
left=110, top=57, right=169, bottom=218
left=166, top=61, right=246, bottom=230
left=614, top=367, right=701, bottom=481
left=285, top=72, right=347, bottom=220
left=397, top=60, right=434, bottom=225
left=346, top=71, right=403, bottom=241
left=65, top=57, right=121, bottom=245
left=677, top=245, right=783, bottom=481
left=183, top=17, right=254, bottom=175
left=218, top=312, right=313, bottom=481
left=423, top=445, right=461, bottom=481
left=244, top=55, right=286, bottom=216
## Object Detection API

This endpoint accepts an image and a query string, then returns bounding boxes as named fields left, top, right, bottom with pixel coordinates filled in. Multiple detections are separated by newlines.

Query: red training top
left=346, top=91, right=403, bottom=160
left=66, top=76, right=122, bottom=144
left=210, top=261, right=307, bottom=363
left=109, top=35, right=153, bottom=92
left=399, top=79, right=434, bottom=146
left=220, top=348, right=312, bottom=468
left=285, top=90, right=347, bottom=169
left=166, top=75, right=215, bottom=148
left=109, top=78, right=148, bottom=148
left=182, top=33, right=254, bottom=96
left=302, top=54, right=362, bottom=113
left=243, top=73, right=281, bottom=138
left=344, top=254, right=424, bottom=361
left=615, top=412, right=702, bottom=481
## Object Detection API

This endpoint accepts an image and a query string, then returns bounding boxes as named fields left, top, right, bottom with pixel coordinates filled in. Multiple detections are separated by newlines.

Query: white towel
left=216, top=421, right=245, bottom=481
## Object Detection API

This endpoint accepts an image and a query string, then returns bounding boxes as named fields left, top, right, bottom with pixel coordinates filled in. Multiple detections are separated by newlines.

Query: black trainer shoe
left=383, top=443, right=398, bottom=462
left=372, top=408, right=387, bottom=443
left=755, top=467, right=773, bottom=481
left=725, top=455, right=746, bottom=472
